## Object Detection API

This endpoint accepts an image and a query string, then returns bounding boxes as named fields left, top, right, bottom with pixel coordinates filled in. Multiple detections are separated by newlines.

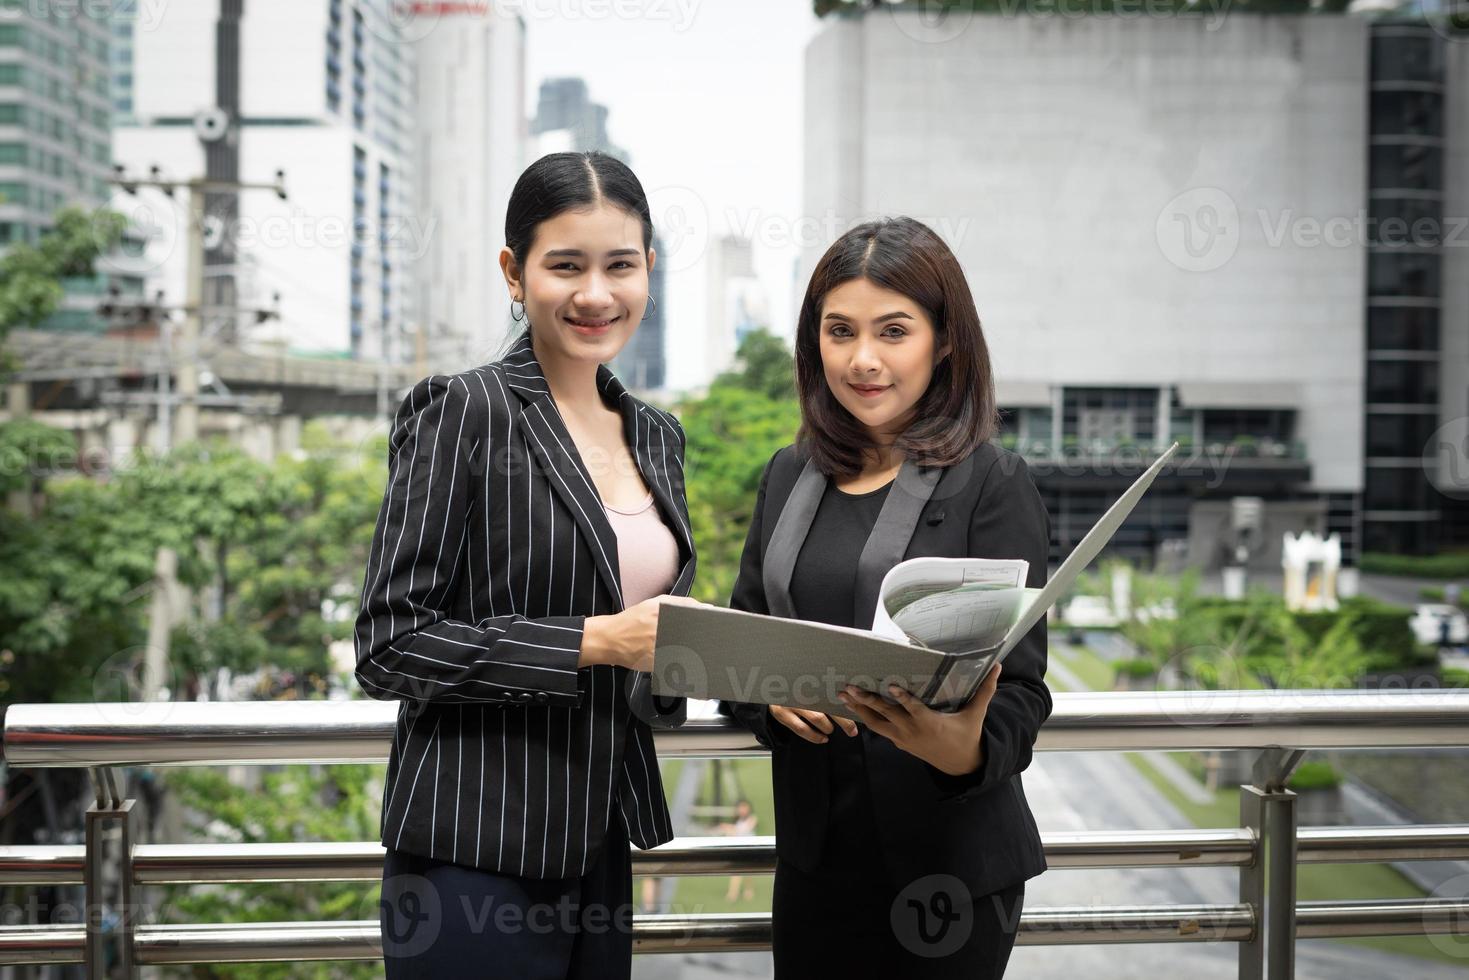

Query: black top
left=723, top=442, right=1053, bottom=899
left=788, top=478, right=892, bottom=872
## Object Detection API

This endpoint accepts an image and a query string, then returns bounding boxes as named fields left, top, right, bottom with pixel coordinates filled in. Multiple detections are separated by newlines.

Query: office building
left=804, top=11, right=1467, bottom=561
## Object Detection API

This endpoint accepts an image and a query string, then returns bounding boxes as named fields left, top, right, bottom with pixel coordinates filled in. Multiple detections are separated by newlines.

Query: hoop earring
left=511, top=300, right=525, bottom=322
left=641, top=295, right=657, bottom=322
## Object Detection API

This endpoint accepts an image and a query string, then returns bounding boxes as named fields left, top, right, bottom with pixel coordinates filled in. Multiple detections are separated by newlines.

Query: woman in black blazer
left=724, top=217, right=1051, bottom=978
left=355, top=152, right=697, bottom=978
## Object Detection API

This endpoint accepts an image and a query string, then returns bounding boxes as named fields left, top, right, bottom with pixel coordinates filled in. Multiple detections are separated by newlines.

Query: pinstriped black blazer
left=354, top=329, right=695, bottom=879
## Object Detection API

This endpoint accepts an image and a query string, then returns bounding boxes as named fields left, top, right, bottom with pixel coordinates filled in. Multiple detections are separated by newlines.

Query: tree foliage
left=679, top=330, right=800, bottom=604
left=0, top=206, right=126, bottom=366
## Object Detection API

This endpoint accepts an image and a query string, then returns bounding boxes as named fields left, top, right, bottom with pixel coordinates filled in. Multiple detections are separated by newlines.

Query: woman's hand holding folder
left=582, top=595, right=704, bottom=672
left=838, top=663, right=1003, bottom=777
left=768, top=705, right=858, bottom=744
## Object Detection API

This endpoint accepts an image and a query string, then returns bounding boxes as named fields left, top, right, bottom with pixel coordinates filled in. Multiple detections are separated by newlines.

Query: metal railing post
left=1238, top=786, right=1265, bottom=980
left=84, top=767, right=136, bottom=978
left=1244, top=748, right=1304, bottom=980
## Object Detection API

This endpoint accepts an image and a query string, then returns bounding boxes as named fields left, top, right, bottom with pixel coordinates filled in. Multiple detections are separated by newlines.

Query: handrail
left=6, top=689, right=1469, bottom=768
left=4, top=825, right=1469, bottom=888
left=8, top=900, right=1469, bottom=965
left=5, top=689, right=1467, bottom=975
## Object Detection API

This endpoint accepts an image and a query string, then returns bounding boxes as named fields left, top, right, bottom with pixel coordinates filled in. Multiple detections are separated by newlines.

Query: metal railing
left=2, top=689, right=1467, bottom=975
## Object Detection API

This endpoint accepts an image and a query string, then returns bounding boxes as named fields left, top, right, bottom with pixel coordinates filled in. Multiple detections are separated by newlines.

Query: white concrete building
left=412, top=6, right=528, bottom=367
left=802, top=11, right=1465, bottom=561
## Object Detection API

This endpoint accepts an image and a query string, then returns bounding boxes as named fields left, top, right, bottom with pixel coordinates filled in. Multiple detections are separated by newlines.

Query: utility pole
left=108, top=167, right=287, bottom=450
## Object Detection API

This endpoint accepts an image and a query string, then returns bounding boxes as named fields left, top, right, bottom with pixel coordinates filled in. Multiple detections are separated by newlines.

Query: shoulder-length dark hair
left=795, top=216, right=1000, bottom=479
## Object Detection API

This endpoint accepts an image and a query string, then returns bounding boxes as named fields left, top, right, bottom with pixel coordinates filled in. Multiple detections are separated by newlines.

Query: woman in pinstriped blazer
left=355, top=152, right=699, bottom=978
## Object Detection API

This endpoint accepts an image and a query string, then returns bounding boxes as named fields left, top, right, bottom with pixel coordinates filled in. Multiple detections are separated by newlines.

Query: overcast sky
left=523, top=0, right=822, bottom=389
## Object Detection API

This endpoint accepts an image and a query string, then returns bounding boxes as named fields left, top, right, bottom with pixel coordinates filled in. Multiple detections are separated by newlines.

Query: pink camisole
left=603, top=493, right=680, bottom=605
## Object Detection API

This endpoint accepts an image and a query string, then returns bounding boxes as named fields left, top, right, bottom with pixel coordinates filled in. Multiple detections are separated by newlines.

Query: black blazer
left=723, top=442, right=1051, bottom=898
left=354, top=330, right=694, bottom=880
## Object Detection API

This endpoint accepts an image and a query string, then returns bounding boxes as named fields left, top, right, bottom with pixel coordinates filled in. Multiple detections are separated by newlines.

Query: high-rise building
left=531, top=77, right=624, bottom=159
left=0, top=3, right=148, bottom=332
left=412, top=5, right=528, bottom=368
left=532, top=76, right=664, bottom=392
left=704, top=233, right=767, bottom=382
left=0, top=4, right=112, bottom=247
left=803, top=10, right=1467, bottom=561
left=110, top=0, right=416, bottom=358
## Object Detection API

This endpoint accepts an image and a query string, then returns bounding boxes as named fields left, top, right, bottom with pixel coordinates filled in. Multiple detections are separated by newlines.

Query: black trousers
left=379, top=817, right=634, bottom=978
left=771, top=858, right=1024, bottom=978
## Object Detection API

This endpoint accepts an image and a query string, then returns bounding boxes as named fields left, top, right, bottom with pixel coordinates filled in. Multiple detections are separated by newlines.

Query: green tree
left=711, top=329, right=798, bottom=401
left=679, top=331, right=801, bottom=604
left=156, top=763, right=386, bottom=980
left=0, top=207, right=126, bottom=370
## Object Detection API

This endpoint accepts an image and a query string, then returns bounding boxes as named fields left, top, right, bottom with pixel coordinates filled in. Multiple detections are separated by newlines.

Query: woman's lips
left=849, top=382, right=891, bottom=399
left=565, top=315, right=619, bottom=336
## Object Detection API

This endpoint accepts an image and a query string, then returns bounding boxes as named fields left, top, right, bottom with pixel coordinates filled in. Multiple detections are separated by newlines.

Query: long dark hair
left=504, top=151, right=654, bottom=267
left=795, top=217, right=1000, bottom=479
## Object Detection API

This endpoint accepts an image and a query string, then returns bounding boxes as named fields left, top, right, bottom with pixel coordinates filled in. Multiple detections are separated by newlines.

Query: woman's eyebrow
left=542, top=248, right=642, bottom=258
left=823, top=310, right=914, bottom=322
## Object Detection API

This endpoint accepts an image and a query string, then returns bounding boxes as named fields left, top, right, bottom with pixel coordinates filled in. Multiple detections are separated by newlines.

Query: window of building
left=1200, top=408, right=1294, bottom=445
left=1367, top=359, right=1439, bottom=405
left=0, top=64, right=23, bottom=86
left=1370, top=141, right=1442, bottom=191
left=1369, top=194, right=1441, bottom=245
left=1365, top=466, right=1433, bottom=512
left=1370, top=89, right=1443, bottom=138
left=1368, top=304, right=1438, bottom=350
left=1366, top=412, right=1440, bottom=458
left=1368, top=250, right=1441, bottom=297
left=0, top=141, right=23, bottom=164
left=1062, top=387, right=1157, bottom=447
left=0, top=181, right=27, bottom=206
left=1371, top=34, right=1443, bottom=84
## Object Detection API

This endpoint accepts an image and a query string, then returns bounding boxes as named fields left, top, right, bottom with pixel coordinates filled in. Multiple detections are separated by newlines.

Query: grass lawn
left=654, top=758, right=776, bottom=915
left=1128, top=751, right=1465, bottom=968
left=1051, top=641, right=1116, bottom=692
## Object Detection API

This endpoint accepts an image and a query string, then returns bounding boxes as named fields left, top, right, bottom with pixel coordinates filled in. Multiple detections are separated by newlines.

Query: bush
left=1360, top=552, right=1469, bottom=579
left=1112, top=658, right=1158, bottom=679
left=1340, top=596, right=1433, bottom=672
left=1288, top=760, right=1342, bottom=792
left=1443, top=667, right=1469, bottom=689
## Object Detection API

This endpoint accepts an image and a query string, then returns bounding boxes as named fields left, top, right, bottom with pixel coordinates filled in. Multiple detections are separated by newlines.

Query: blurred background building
left=532, top=75, right=667, bottom=392
left=704, top=232, right=770, bottom=380
left=802, top=11, right=1467, bottom=564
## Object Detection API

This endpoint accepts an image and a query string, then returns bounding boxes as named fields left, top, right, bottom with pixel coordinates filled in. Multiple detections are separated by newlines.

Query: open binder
left=652, top=442, right=1179, bottom=719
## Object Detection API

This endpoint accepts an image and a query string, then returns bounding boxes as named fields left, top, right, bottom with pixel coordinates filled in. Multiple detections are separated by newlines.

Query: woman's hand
left=768, top=705, right=858, bottom=745
left=580, top=595, right=702, bottom=672
left=837, top=663, right=1003, bottom=776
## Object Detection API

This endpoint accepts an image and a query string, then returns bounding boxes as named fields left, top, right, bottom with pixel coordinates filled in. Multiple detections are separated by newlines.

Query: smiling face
left=499, top=201, right=655, bottom=367
left=818, top=277, right=950, bottom=442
